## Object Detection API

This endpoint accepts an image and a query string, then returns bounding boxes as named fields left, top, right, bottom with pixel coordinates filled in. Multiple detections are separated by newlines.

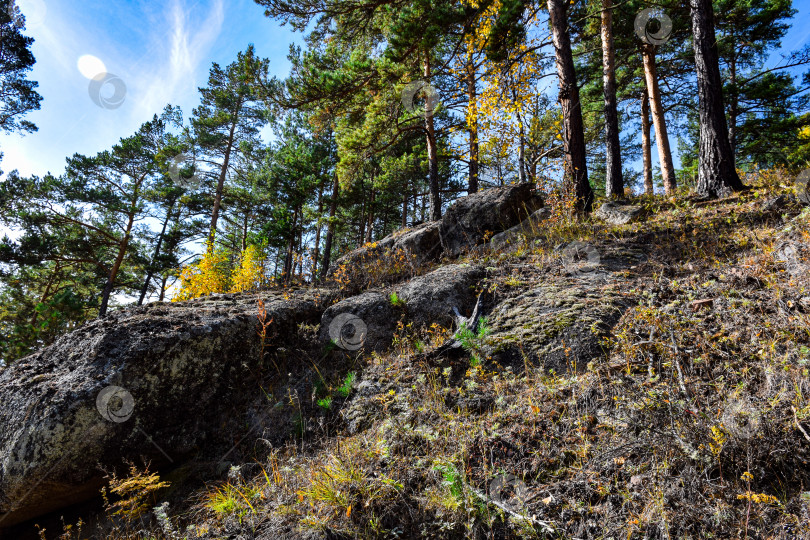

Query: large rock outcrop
left=319, top=292, right=399, bottom=353
left=392, top=221, right=442, bottom=263
left=325, top=222, right=442, bottom=291
left=440, top=183, right=543, bottom=257
left=0, top=289, right=332, bottom=528
left=327, top=185, right=542, bottom=286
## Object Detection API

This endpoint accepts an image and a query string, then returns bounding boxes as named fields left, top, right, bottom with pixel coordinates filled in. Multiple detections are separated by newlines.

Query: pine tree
left=714, top=0, right=809, bottom=167
left=0, top=0, right=42, bottom=137
left=0, top=112, right=176, bottom=316
left=192, top=46, right=269, bottom=247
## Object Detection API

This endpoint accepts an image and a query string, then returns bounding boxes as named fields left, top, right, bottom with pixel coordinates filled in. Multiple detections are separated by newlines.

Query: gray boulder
left=440, top=183, right=544, bottom=257
left=0, top=289, right=332, bottom=528
left=392, top=220, right=441, bottom=263
left=592, top=201, right=643, bottom=226
left=325, top=222, right=441, bottom=289
left=490, top=208, right=552, bottom=248
left=319, top=292, right=399, bottom=353
left=326, top=185, right=542, bottom=286
left=325, top=235, right=397, bottom=282
left=397, top=264, right=485, bottom=328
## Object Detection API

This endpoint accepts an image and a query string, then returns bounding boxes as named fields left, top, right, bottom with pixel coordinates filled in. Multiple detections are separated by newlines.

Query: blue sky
left=0, top=0, right=301, bottom=178
left=1, top=0, right=809, bottom=181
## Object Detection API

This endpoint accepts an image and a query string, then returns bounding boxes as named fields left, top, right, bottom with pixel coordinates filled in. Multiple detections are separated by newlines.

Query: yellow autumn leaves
left=452, top=0, right=562, bottom=179
left=173, top=243, right=267, bottom=301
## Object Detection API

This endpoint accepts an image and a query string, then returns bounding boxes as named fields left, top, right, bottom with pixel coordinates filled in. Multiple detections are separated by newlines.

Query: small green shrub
left=317, top=396, right=333, bottom=410
left=336, top=371, right=355, bottom=397
left=458, top=317, right=490, bottom=366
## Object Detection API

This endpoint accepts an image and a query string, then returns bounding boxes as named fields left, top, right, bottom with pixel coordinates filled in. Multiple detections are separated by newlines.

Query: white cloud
left=133, top=0, right=225, bottom=120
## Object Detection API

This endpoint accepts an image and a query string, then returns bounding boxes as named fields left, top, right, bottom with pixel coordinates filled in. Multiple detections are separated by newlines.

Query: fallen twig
left=792, top=406, right=810, bottom=443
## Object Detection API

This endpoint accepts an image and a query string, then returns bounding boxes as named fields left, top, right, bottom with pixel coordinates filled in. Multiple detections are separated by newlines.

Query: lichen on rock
left=484, top=282, right=629, bottom=374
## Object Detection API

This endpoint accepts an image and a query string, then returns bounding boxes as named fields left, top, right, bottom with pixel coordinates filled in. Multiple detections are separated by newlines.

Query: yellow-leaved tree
left=452, top=0, right=562, bottom=187
left=172, top=243, right=231, bottom=301
left=230, top=243, right=266, bottom=293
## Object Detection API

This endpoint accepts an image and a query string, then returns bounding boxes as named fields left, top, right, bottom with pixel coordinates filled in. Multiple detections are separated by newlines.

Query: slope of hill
left=2, top=175, right=810, bottom=539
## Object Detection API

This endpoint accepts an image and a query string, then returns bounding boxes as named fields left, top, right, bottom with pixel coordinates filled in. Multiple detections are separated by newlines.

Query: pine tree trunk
left=601, top=0, right=623, bottom=198
left=690, top=0, right=745, bottom=197
left=100, top=211, right=136, bottom=316
left=158, top=274, right=169, bottom=302
left=365, top=189, right=375, bottom=243
left=548, top=0, right=593, bottom=213
left=641, top=44, right=677, bottom=195
left=283, top=208, right=298, bottom=284
left=401, top=188, right=409, bottom=228
left=312, top=180, right=324, bottom=280
left=297, top=225, right=304, bottom=279
left=137, top=199, right=176, bottom=306
left=241, top=212, right=248, bottom=252
left=319, top=174, right=339, bottom=281
left=424, top=56, right=441, bottom=221
left=509, top=75, right=527, bottom=184
left=208, top=117, right=239, bottom=247
left=517, top=112, right=526, bottom=183
left=467, top=52, right=479, bottom=194
left=728, top=53, right=737, bottom=158
left=641, top=87, right=654, bottom=195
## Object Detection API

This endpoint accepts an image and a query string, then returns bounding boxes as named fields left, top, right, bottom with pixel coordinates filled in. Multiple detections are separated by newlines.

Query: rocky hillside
left=2, top=177, right=810, bottom=539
